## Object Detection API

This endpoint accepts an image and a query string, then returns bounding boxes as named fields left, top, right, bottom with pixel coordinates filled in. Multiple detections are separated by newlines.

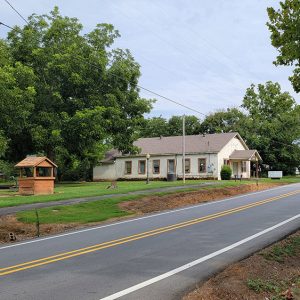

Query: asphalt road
left=0, top=183, right=299, bottom=300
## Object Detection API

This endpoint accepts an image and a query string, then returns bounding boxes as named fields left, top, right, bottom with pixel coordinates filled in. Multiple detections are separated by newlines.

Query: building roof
left=229, top=150, right=262, bottom=161
left=15, top=156, right=57, bottom=168
left=100, top=149, right=121, bottom=164
left=131, top=132, right=246, bottom=155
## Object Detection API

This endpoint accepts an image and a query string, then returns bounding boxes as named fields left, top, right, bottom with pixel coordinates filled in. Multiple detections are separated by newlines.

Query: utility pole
left=182, top=114, right=186, bottom=184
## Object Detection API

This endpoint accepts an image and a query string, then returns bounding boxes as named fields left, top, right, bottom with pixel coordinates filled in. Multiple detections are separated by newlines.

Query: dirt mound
left=119, top=183, right=281, bottom=214
left=0, top=215, right=77, bottom=244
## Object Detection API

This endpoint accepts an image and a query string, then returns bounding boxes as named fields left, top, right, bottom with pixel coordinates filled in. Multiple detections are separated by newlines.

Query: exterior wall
left=93, top=164, right=117, bottom=181
left=18, top=177, right=55, bottom=195
left=34, top=178, right=55, bottom=195
left=93, top=136, right=254, bottom=181
left=217, top=137, right=250, bottom=179
left=18, top=178, right=34, bottom=195
left=93, top=153, right=219, bottom=181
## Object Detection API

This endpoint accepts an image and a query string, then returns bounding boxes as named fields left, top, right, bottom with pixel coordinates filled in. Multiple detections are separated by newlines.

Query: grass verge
left=0, top=180, right=218, bottom=208
left=16, top=180, right=282, bottom=225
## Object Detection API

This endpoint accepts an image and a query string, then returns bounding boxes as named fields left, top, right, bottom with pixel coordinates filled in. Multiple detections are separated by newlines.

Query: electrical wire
left=3, top=0, right=28, bottom=24
left=0, top=21, right=13, bottom=30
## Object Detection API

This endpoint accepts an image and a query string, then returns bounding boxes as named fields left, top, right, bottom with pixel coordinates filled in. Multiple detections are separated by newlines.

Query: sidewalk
left=0, top=182, right=220, bottom=216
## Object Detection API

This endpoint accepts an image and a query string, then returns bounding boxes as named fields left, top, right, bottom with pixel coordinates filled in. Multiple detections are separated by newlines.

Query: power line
left=0, top=20, right=206, bottom=117
left=0, top=21, right=14, bottom=30
left=136, top=86, right=206, bottom=116
left=3, top=0, right=28, bottom=24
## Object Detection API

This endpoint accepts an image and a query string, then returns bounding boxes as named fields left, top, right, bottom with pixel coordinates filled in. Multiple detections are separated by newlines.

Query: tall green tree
left=199, top=108, right=246, bottom=135
left=168, top=115, right=201, bottom=136
left=140, top=115, right=201, bottom=138
left=267, top=0, right=300, bottom=92
left=241, top=81, right=300, bottom=174
left=1, top=7, right=152, bottom=179
left=139, top=116, right=169, bottom=138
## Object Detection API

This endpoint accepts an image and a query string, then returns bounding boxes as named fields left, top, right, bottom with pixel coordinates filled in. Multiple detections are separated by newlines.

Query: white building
left=93, top=132, right=261, bottom=181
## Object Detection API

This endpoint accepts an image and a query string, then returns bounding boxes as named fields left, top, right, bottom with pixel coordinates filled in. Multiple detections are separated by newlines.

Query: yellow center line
left=0, top=190, right=299, bottom=276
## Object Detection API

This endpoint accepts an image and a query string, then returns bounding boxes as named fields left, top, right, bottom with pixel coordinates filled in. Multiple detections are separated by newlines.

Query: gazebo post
left=256, top=159, right=259, bottom=179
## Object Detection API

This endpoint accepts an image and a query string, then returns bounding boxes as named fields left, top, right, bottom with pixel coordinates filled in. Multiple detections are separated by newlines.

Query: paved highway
left=0, top=183, right=299, bottom=300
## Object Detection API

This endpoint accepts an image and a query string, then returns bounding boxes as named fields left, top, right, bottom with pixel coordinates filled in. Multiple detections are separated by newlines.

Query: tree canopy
left=139, top=115, right=201, bottom=138
left=241, top=81, right=300, bottom=174
left=0, top=7, right=152, bottom=179
left=267, top=0, right=300, bottom=92
left=201, top=82, right=300, bottom=174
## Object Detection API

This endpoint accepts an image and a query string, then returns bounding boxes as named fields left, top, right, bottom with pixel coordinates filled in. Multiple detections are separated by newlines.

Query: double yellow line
left=1, top=189, right=299, bottom=276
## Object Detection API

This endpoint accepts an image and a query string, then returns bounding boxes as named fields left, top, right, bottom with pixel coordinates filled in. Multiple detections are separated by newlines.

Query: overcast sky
left=0, top=0, right=298, bottom=119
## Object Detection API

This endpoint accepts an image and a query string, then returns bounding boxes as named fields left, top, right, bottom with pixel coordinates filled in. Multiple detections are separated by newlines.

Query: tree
left=267, top=0, right=300, bottom=92
left=1, top=7, right=152, bottom=179
left=241, top=81, right=300, bottom=174
left=139, top=115, right=201, bottom=138
left=139, top=116, right=169, bottom=138
left=199, top=108, right=246, bottom=135
left=0, top=131, right=8, bottom=158
left=168, top=115, right=201, bottom=136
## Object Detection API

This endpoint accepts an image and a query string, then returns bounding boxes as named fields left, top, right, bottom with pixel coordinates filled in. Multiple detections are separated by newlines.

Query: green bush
left=220, top=165, right=232, bottom=180
left=0, top=160, right=16, bottom=180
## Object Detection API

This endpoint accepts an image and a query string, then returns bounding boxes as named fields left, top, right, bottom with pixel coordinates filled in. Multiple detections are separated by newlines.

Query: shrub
left=220, top=165, right=232, bottom=180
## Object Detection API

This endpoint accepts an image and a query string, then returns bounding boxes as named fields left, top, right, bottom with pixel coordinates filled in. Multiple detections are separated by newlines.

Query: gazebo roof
left=15, top=156, right=57, bottom=168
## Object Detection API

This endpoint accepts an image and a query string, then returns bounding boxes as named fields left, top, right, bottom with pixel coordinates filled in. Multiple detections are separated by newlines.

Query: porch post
left=256, top=159, right=259, bottom=178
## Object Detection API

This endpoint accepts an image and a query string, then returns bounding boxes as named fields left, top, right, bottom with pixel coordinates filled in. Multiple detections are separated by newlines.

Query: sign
left=268, top=171, right=283, bottom=179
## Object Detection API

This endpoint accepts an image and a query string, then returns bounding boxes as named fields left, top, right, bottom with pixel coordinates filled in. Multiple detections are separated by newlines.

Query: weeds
left=261, top=236, right=300, bottom=263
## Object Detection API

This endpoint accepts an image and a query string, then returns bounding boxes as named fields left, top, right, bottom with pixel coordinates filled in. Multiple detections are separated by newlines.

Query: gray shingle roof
left=229, top=150, right=261, bottom=161
left=133, top=132, right=244, bottom=155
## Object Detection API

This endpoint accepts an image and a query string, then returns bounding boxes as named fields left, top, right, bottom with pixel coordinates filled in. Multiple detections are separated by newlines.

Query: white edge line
left=99, top=213, right=300, bottom=300
left=0, top=183, right=298, bottom=250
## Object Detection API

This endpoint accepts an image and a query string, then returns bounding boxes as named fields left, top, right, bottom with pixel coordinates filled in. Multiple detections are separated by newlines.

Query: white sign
left=268, top=171, right=283, bottom=179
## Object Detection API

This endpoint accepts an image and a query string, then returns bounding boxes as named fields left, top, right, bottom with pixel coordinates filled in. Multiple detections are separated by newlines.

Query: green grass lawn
left=17, top=178, right=300, bottom=225
left=0, top=179, right=216, bottom=208
left=2, top=176, right=300, bottom=210
left=17, top=195, right=140, bottom=224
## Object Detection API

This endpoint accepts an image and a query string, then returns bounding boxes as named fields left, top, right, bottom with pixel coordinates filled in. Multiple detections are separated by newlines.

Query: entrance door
left=232, top=162, right=238, bottom=177
left=168, top=159, right=175, bottom=174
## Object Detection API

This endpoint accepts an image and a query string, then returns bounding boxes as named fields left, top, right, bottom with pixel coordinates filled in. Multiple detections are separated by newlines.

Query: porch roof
left=229, top=150, right=262, bottom=161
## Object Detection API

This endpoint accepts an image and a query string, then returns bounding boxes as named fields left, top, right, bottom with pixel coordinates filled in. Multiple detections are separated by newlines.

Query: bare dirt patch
left=0, top=215, right=78, bottom=243
left=183, top=231, right=300, bottom=300
left=119, top=183, right=282, bottom=214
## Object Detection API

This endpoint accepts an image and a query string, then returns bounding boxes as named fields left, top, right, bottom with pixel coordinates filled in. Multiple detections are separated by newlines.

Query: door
left=232, top=162, right=238, bottom=177
left=168, top=159, right=175, bottom=174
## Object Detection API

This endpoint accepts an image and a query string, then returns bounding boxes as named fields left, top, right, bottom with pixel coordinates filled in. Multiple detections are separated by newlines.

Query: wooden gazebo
left=15, top=156, right=57, bottom=195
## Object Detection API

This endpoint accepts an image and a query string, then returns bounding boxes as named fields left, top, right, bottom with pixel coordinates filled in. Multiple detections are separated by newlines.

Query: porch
left=229, top=150, right=262, bottom=179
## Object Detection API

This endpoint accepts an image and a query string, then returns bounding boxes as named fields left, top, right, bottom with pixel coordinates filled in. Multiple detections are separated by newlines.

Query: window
left=36, top=167, right=52, bottom=177
left=241, top=161, right=247, bottom=173
left=125, top=161, right=132, bottom=174
left=168, top=159, right=176, bottom=173
left=184, top=158, right=191, bottom=173
left=198, top=158, right=206, bottom=173
left=20, top=167, right=33, bottom=178
left=153, top=160, right=160, bottom=174
left=223, top=159, right=229, bottom=166
left=138, top=160, right=146, bottom=174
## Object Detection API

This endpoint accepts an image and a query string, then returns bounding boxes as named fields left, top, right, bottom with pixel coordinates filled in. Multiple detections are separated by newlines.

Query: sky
left=0, top=0, right=298, bottom=120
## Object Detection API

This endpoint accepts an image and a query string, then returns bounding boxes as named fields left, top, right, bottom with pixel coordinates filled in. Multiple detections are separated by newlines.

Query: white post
left=182, top=114, right=186, bottom=184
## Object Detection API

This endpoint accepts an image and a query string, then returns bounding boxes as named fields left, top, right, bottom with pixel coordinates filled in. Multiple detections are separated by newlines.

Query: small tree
left=221, top=165, right=232, bottom=180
